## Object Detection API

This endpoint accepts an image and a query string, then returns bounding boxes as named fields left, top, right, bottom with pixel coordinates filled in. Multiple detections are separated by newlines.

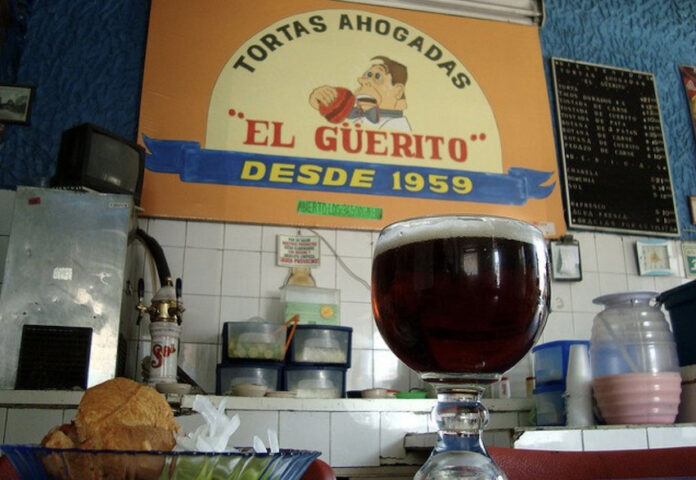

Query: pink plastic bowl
left=593, top=372, right=681, bottom=425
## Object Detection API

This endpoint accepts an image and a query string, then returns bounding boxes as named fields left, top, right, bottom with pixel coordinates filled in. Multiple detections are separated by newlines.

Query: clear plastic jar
left=590, top=291, right=681, bottom=424
left=590, top=292, right=679, bottom=378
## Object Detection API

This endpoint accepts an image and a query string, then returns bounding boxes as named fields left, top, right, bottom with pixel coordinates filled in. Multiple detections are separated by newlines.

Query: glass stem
left=432, top=386, right=490, bottom=457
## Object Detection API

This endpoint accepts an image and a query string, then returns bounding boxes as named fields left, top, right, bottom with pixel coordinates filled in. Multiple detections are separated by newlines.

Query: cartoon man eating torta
left=309, top=55, right=411, bottom=131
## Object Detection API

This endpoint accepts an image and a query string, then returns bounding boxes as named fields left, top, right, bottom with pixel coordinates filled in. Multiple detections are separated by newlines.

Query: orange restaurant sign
left=138, top=0, right=565, bottom=234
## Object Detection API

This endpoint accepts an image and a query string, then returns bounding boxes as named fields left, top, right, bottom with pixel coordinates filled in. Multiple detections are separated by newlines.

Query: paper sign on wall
left=277, top=235, right=321, bottom=267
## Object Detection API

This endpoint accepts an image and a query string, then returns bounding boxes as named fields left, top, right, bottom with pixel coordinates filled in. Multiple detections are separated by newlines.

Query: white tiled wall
left=0, top=188, right=690, bottom=397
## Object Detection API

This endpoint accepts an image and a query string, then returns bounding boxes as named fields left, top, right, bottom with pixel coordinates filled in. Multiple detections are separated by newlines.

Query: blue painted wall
left=1, top=0, right=695, bottom=238
left=539, top=0, right=696, bottom=239
left=0, top=0, right=150, bottom=188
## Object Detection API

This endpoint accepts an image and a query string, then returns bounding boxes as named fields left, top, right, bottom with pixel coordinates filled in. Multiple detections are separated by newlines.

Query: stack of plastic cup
left=564, top=343, right=594, bottom=426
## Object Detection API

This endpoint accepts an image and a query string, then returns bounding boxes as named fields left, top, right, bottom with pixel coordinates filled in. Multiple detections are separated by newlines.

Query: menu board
left=551, top=57, right=679, bottom=237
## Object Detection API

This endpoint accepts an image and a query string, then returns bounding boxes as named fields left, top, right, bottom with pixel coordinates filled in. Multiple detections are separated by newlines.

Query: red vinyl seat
left=489, top=446, right=696, bottom=480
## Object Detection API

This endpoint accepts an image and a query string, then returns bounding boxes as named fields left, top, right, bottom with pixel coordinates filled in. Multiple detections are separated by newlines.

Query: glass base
left=416, top=381, right=507, bottom=480
left=415, top=451, right=506, bottom=480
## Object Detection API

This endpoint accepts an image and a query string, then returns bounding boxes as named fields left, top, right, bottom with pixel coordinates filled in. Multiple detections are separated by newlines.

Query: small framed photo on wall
left=690, top=196, right=696, bottom=225
left=636, top=239, right=675, bottom=276
left=549, top=236, right=582, bottom=281
left=0, top=83, right=35, bottom=125
left=682, top=242, right=696, bottom=278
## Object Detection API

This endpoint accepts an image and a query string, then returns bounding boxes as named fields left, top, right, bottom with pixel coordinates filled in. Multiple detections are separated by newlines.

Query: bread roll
left=40, top=378, right=180, bottom=479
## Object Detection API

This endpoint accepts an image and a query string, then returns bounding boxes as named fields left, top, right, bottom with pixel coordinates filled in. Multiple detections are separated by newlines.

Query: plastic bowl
left=592, top=372, right=682, bottom=424
left=0, top=444, right=320, bottom=480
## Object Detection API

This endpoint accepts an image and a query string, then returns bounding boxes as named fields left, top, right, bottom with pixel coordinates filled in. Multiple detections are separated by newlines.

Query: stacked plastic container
left=216, top=319, right=286, bottom=396
left=216, top=319, right=353, bottom=398
left=531, top=340, right=590, bottom=426
left=590, top=292, right=681, bottom=425
left=284, top=325, right=352, bottom=398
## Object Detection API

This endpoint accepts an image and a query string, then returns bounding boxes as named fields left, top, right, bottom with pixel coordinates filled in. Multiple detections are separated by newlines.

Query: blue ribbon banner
left=143, top=136, right=555, bottom=205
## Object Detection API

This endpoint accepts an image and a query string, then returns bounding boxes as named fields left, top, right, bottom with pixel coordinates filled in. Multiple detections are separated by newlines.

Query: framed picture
left=549, top=236, right=582, bottom=281
left=690, top=196, right=696, bottom=225
left=0, top=83, right=35, bottom=125
left=636, top=239, right=675, bottom=276
left=682, top=242, right=696, bottom=278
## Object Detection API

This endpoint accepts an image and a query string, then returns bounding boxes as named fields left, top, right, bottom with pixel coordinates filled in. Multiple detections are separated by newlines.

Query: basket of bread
left=1, top=378, right=319, bottom=480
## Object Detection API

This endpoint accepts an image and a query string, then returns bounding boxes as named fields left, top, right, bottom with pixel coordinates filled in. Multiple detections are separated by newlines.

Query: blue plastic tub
left=532, top=340, right=590, bottom=387
left=533, top=383, right=566, bottom=426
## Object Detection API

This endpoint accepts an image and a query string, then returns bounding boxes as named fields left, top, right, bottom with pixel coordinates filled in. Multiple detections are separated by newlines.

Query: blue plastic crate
left=532, top=340, right=590, bottom=387
left=286, top=325, right=352, bottom=367
left=216, top=361, right=283, bottom=395
left=283, top=365, right=347, bottom=398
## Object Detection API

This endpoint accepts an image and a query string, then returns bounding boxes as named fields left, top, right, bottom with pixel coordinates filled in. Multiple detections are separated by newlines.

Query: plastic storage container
left=657, top=279, right=696, bottom=367
left=590, top=291, right=681, bottom=425
left=284, top=365, right=346, bottom=398
left=533, top=383, right=566, bottom=426
left=532, top=340, right=590, bottom=386
left=223, top=321, right=285, bottom=362
left=281, top=285, right=340, bottom=326
left=216, top=362, right=283, bottom=395
left=286, top=325, right=352, bottom=366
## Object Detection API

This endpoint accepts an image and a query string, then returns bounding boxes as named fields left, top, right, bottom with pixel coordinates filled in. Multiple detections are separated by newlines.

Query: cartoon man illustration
left=309, top=56, right=411, bottom=131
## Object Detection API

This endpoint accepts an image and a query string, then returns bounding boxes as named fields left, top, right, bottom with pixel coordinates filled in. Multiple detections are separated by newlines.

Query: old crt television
left=52, top=123, right=145, bottom=205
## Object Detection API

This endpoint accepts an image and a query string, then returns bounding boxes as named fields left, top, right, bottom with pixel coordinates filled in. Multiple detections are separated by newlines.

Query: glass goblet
left=371, top=215, right=550, bottom=480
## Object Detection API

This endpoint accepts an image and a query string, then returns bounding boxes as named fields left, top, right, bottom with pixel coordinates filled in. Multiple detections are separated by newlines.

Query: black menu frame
left=551, top=57, right=679, bottom=237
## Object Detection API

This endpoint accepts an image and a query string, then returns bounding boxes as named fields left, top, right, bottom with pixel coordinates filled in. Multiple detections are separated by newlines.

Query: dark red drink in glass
left=372, top=228, right=549, bottom=379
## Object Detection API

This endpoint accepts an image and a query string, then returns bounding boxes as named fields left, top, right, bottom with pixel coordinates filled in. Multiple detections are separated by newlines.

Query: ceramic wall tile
left=221, top=250, right=260, bottom=297
left=178, top=343, right=219, bottom=394
left=336, top=257, right=371, bottom=303
left=4, top=409, right=63, bottom=444
left=647, top=425, right=696, bottom=448
left=549, top=281, right=572, bottom=311
left=626, top=273, right=656, bottom=292
left=143, top=246, right=184, bottom=294
left=312, top=255, right=337, bottom=289
left=380, top=411, right=428, bottom=460
left=621, top=236, right=641, bottom=275
left=541, top=311, right=574, bottom=343
left=654, top=275, right=684, bottom=293
left=582, top=427, right=648, bottom=451
left=261, top=226, right=299, bottom=252
left=598, top=272, right=628, bottom=295
left=373, top=350, right=410, bottom=392
left=233, top=410, right=280, bottom=448
left=147, top=218, right=187, bottom=247
left=346, top=349, right=373, bottom=391
left=595, top=234, right=626, bottom=274
left=572, top=312, right=596, bottom=341
left=220, top=296, right=260, bottom=324
left=186, top=221, right=224, bottom=249
left=279, top=411, right=330, bottom=462
left=224, top=223, right=263, bottom=251
left=573, top=232, right=597, bottom=273
left=340, top=301, right=373, bottom=349
left=330, top=412, right=380, bottom=467
left=513, top=429, right=583, bottom=451
left=183, top=248, right=223, bottom=296
left=570, top=272, right=602, bottom=313
left=312, top=229, right=337, bottom=258
left=336, top=230, right=374, bottom=259
left=260, top=251, right=290, bottom=298
left=180, top=294, right=221, bottom=343
left=259, top=297, right=284, bottom=324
